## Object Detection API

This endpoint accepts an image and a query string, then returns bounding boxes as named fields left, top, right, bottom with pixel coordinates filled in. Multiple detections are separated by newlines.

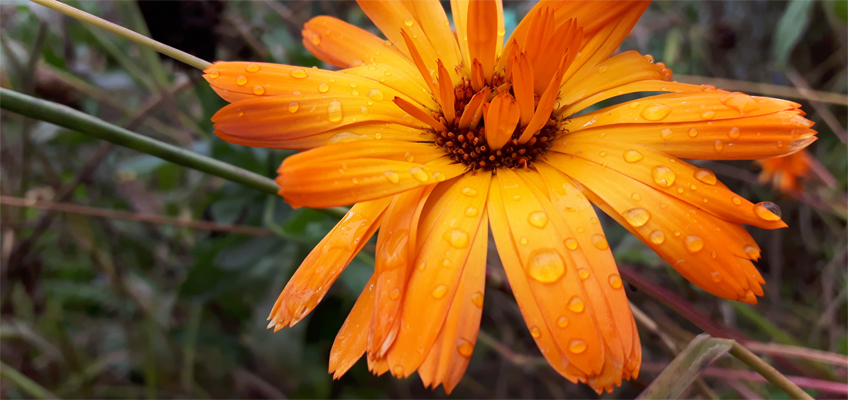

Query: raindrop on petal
left=640, top=104, right=672, bottom=121
left=622, top=208, right=651, bottom=227
left=526, top=248, right=566, bottom=283
left=753, top=202, right=781, bottom=220
left=652, top=165, right=676, bottom=187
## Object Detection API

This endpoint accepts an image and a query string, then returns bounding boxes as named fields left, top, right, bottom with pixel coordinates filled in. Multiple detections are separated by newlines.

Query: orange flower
left=203, top=0, right=816, bottom=394
left=758, top=150, right=812, bottom=193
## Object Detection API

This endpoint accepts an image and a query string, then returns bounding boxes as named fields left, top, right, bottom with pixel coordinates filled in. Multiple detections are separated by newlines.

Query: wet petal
left=328, top=274, right=377, bottom=379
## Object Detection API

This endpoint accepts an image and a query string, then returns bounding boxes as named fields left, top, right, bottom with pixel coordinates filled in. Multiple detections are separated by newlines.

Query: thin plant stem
left=29, top=0, right=211, bottom=71
left=729, top=342, right=814, bottom=400
left=0, top=361, right=59, bottom=399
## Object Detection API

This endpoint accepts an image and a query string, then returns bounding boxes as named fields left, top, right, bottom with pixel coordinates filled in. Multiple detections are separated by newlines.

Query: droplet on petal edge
left=753, top=202, right=782, bottom=220
left=526, top=248, right=566, bottom=283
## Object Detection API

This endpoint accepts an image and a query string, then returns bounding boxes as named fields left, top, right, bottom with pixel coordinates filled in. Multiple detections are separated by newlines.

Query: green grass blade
left=637, top=334, right=734, bottom=399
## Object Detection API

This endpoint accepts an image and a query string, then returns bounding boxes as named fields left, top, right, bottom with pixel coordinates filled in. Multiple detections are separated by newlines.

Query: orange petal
left=329, top=274, right=377, bottom=379
left=418, top=208, right=488, bottom=394
left=214, top=122, right=434, bottom=151
left=548, top=139, right=787, bottom=229
left=269, top=198, right=390, bottom=329
left=400, top=29, right=440, bottom=99
left=357, top=0, right=438, bottom=71
left=393, top=96, right=448, bottom=131
left=565, top=91, right=817, bottom=160
left=467, top=0, right=498, bottom=82
left=548, top=154, right=765, bottom=303
left=519, top=53, right=568, bottom=143
left=437, top=60, right=456, bottom=124
left=343, top=63, right=439, bottom=112
left=277, top=142, right=463, bottom=208
left=369, top=186, right=435, bottom=358
left=458, top=88, right=490, bottom=130
left=559, top=80, right=697, bottom=118
left=450, top=0, right=471, bottom=74
left=484, top=93, right=520, bottom=151
left=512, top=52, right=535, bottom=126
left=385, top=172, right=491, bottom=377
left=405, top=0, right=462, bottom=82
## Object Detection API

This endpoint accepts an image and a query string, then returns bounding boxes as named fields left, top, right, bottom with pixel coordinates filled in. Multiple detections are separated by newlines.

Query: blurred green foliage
left=1, top=1, right=846, bottom=399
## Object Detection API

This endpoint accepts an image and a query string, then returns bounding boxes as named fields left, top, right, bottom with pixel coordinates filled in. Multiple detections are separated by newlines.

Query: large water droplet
left=568, top=339, right=587, bottom=354
left=237, top=109, right=244, bottom=117
left=403, top=17, right=414, bottom=26
left=720, top=92, right=761, bottom=115
left=592, top=234, right=609, bottom=250
left=409, top=166, right=428, bottom=182
left=578, top=269, right=589, bottom=280
left=649, top=230, right=665, bottom=244
left=660, top=128, right=673, bottom=140
left=700, top=110, right=715, bottom=120
left=465, top=206, right=479, bottom=217
left=623, top=150, right=644, bottom=163
left=557, top=316, right=569, bottom=328
left=290, top=68, right=308, bottom=79
left=471, top=292, right=484, bottom=308
left=728, top=127, right=741, bottom=139
left=390, top=288, right=400, bottom=299
left=652, top=165, right=676, bottom=187
left=568, top=296, right=585, bottom=313
left=732, top=196, right=743, bottom=205
left=246, top=63, right=260, bottom=73
left=744, top=245, right=760, bottom=259
left=684, top=235, right=704, bottom=253
left=442, top=258, right=453, bottom=269
left=628, top=101, right=641, bottom=109
left=318, top=82, right=330, bottom=93
left=753, top=202, right=781, bottom=221
left=288, top=101, right=299, bottom=113
left=640, top=104, right=672, bottom=121
left=622, top=208, right=651, bottom=227
left=530, top=326, right=541, bottom=338
left=527, top=211, right=549, bottom=229
left=367, top=88, right=384, bottom=101
left=207, top=69, right=220, bottom=78
left=327, top=100, right=343, bottom=122
left=526, top=248, right=566, bottom=283
left=688, top=128, right=698, bottom=138
left=564, top=238, right=578, bottom=250
left=631, top=193, right=642, bottom=202
left=694, top=168, right=717, bottom=185
left=443, top=228, right=470, bottom=248
left=519, top=237, right=528, bottom=245
left=598, top=65, right=609, bottom=73
left=392, top=365, right=404, bottom=377
left=710, top=271, right=722, bottom=283
left=432, top=285, right=448, bottom=298
left=608, top=274, right=623, bottom=289
left=461, top=187, right=477, bottom=197
left=236, top=75, right=247, bottom=86
left=384, top=170, right=400, bottom=183
left=457, top=339, right=474, bottom=357
left=252, top=85, right=265, bottom=95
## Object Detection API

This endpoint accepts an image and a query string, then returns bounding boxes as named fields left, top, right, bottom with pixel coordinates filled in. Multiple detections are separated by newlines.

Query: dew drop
left=744, top=245, right=760, bottom=259
left=652, top=165, right=676, bottom=187
left=327, top=100, right=343, bottom=122
left=700, top=110, right=715, bottom=120
left=688, top=128, right=698, bottom=138
left=465, top=206, right=479, bottom=217
left=622, top=208, right=651, bottom=227
left=392, top=365, right=405, bottom=377
left=288, top=101, right=299, bottom=113
left=246, top=63, right=260, bottom=73
left=367, top=88, right=384, bottom=101
left=526, top=248, right=566, bottom=283
left=732, top=196, right=743, bottom=205
left=673, top=230, right=681, bottom=237
left=471, top=292, right=484, bottom=308
left=714, top=140, right=724, bottom=152
left=384, top=170, right=400, bottom=183
left=403, top=17, right=414, bottom=27
left=628, top=101, right=641, bottom=109
left=598, top=65, right=609, bottom=73
left=442, top=258, right=453, bottom=268
left=530, top=326, right=541, bottom=338
left=684, top=235, right=704, bottom=253
left=351, top=90, right=359, bottom=96
left=631, top=193, right=642, bottom=202
left=710, top=271, right=722, bottom=282
left=527, top=211, right=549, bottom=229
left=519, top=237, right=528, bottom=245
left=497, top=28, right=506, bottom=36
left=599, top=151, right=607, bottom=157
left=640, top=104, right=673, bottom=121
left=374, top=132, right=382, bottom=139
left=236, top=75, right=247, bottom=86
left=676, top=187, right=685, bottom=194
left=694, top=168, right=717, bottom=185
left=405, top=153, right=415, bottom=162
left=390, top=288, right=400, bottom=299
left=578, top=269, right=589, bottom=280
left=643, top=54, right=654, bottom=63
left=461, top=187, right=478, bottom=197
left=432, top=285, right=448, bottom=298
left=237, top=109, right=244, bottom=117
left=623, top=150, right=644, bottom=163
left=568, top=296, right=585, bottom=313
left=728, top=127, right=741, bottom=139
left=649, top=230, right=665, bottom=244
left=252, top=85, right=265, bottom=95
left=443, top=228, right=470, bottom=248
left=289, top=68, right=308, bottom=79
left=564, top=238, right=578, bottom=250
left=512, top=194, right=522, bottom=201
left=609, top=274, right=623, bottom=289
left=660, top=128, right=673, bottom=140
left=720, top=92, right=761, bottom=115
left=753, top=202, right=781, bottom=221
left=568, top=339, right=587, bottom=354
left=207, top=69, right=220, bottom=78
left=457, top=339, right=474, bottom=357
left=409, top=166, right=428, bottom=182
left=318, top=82, right=330, bottom=93
left=417, top=261, right=427, bottom=271
left=557, top=316, right=569, bottom=328
left=591, top=234, right=609, bottom=250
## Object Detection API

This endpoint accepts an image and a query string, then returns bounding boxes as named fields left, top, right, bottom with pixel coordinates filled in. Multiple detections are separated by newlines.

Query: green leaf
left=773, top=0, right=814, bottom=70
left=637, top=334, right=734, bottom=399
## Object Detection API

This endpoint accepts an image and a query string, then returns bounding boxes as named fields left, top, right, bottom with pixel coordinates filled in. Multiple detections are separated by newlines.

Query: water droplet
left=622, top=208, right=651, bottom=227
left=628, top=101, right=641, bottom=109
left=443, top=228, right=470, bottom=248
left=252, top=85, right=265, bottom=95
left=643, top=54, right=654, bottom=63
left=471, top=292, right=484, bottom=308
left=512, top=195, right=522, bottom=201
left=318, top=82, right=329, bottom=93
left=374, top=132, right=383, bottom=139
left=700, top=110, right=715, bottom=120
left=497, top=28, right=506, bottom=36
left=417, top=261, right=427, bottom=271
left=640, top=104, right=673, bottom=121
left=728, top=127, right=741, bottom=139
left=351, top=90, right=359, bottom=96
left=461, top=187, right=478, bottom=197
left=246, top=63, right=260, bottom=73
left=384, top=170, right=400, bottom=183
left=237, top=109, right=244, bottom=117
left=710, top=271, right=721, bottom=282
left=649, top=230, right=665, bottom=244
left=526, top=248, right=566, bottom=283
left=576, top=227, right=585, bottom=233
left=568, top=296, right=585, bottom=313
left=676, top=187, right=684, bottom=193
left=687, top=128, right=698, bottom=138
left=390, top=288, right=400, bottom=299
left=442, top=258, right=453, bottom=268
left=753, top=202, right=781, bottom=221
left=403, top=17, right=414, bottom=27
left=564, top=238, right=578, bottom=250
left=366, top=88, right=384, bottom=101
left=732, top=196, right=743, bottom=205
left=591, top=234, right=609, bottom=250
left=290, top=68, right=308, bottom=79
left=652, top=165, right=676, bottom=187
left=684, top=235, right=704, bottom=253
left=631, top=193, right=642, bottom=202
left=623, top=150, right=644, bottom=163
left=432, top=285, right=448, bottom=298
left=528, top=211, right=549, bottom=229
left=236, top=75, right=247, bottom=85
left=327, top=100, right=343, bottom=122
left=694, top=168, right=717, bottom=185
left=409, top=166, right=428, bottom=182
left=660, top=128, right=673, bottom=140
left=599, top=151, right=607, bottom=157
left=288, top=102, right=299, bottom=113
left=720, top=92, right=761, bottom=115
left=457, top=339, right=474, bottom=357
left=598, top=65, right=609, bottom=73
left=207, top=69, right=220, bottom=78
left=392, top=365, right=405, bottom=377
left=568, top=339, right=587, bottom=354
left=557, top=316, right=569, bottom=328
left=673, top=230, right=681, bottom=237
left=714, top=140, right=724, bottom=152
left=310, top=33, right=321, bottom=45
left=744, top=245, right=760, bottom=259
left=609, top=274, right=623, bottom=289
left=530, top=326, right=541, bottom=338
left=461, top=206, right=478, bottom=218
left=519, top=237, right=528, bottom=245
left=590, top=217, right=599, bottom=225
left=578, top=269, right=589, bottom=280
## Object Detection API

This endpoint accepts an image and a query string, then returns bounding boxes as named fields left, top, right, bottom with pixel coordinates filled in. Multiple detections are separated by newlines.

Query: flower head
left=203, top=0, right=816, bottom=394
left=758, top=150, right=812, bottom=194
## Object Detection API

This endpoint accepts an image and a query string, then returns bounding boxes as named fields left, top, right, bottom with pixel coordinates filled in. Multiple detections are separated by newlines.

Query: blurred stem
left=29, top=0, right=210, bottom=70
left=730, top=342, right=814, bottom=400
left=0, top=361, right=59, bottom=399
left=181, top=301, right=202, bottom=396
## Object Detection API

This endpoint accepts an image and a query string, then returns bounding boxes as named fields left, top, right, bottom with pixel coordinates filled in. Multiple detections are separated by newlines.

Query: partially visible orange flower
left=758, top=150, right=812, bottom=193
left=202, top=0, right=816, bottom=394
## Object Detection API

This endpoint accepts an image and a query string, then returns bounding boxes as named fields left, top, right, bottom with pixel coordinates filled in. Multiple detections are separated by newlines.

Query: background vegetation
left=1, top=0, right=846, bottom=398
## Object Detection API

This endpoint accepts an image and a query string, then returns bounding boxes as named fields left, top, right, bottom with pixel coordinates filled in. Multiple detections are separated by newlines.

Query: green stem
left=29, top=0, right=210, bottom=71
left=1, top=88, right=277, bottom=194
left=0, top=361, right=59, bottom=399
left=730, top=342, right=814, bottom=400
